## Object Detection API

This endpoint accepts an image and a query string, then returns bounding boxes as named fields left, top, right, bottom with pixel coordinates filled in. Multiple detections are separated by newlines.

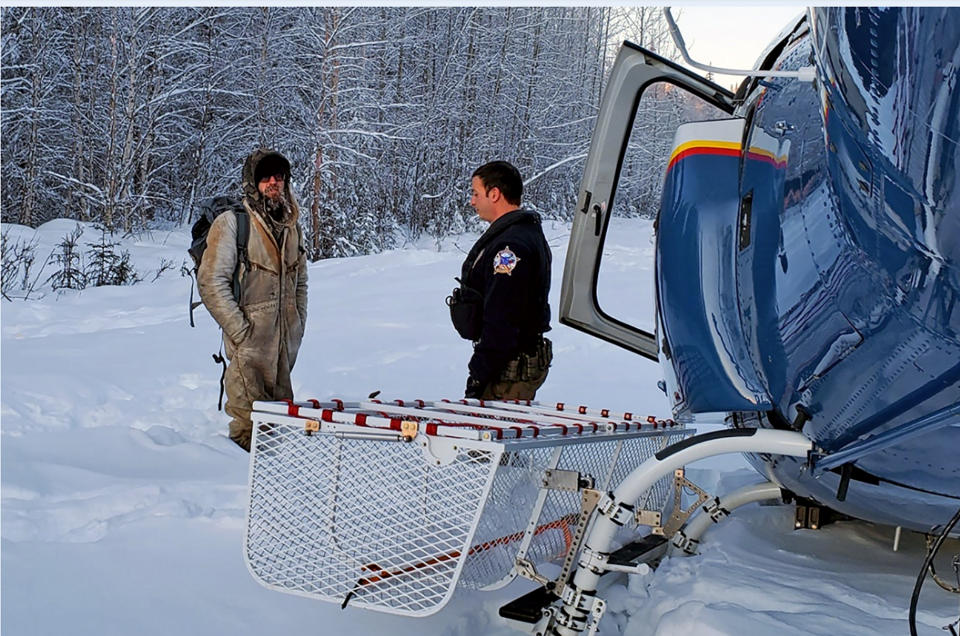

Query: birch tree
left=2, top=7, right=690, bottom=252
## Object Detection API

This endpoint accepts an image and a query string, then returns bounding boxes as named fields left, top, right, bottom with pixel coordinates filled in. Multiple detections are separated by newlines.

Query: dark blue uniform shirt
left=460, top=209, right=552, bottom=386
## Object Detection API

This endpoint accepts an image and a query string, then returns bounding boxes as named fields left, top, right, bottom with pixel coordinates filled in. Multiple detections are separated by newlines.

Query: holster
left=446, top=284, right=484, bottom=341
left=501, top=337, right=553, bottom=383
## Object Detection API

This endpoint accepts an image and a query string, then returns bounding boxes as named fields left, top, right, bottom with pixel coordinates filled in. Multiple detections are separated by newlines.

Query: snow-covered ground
left=2, top=218, right=956, bottom=635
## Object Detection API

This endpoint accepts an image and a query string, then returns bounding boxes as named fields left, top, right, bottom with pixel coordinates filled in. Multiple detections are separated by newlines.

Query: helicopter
left=556, top=7, right=958, bottom=633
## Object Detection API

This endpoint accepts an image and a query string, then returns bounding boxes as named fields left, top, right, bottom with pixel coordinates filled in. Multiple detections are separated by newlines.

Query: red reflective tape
left=667, top=145, right=742, bottom=173
left=356, top=413, right=367, bottom=426
left=287, top=402, right=300, bottom=416
left=321, top=409, right=334, bottom=422
left=426, top=423, right=438, bottom=435
left=389, top=418, right=402, bottom=431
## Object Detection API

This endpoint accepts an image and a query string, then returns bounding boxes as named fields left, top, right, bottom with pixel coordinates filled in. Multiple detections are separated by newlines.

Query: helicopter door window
left=595, top=81, right=730, bottom=331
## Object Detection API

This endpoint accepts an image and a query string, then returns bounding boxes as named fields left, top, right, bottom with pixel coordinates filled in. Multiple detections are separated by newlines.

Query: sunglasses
left=259, top=172, right=286, bottom=183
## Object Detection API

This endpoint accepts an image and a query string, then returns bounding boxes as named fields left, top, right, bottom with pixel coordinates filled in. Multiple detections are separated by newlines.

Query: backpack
left=187, top=196, right=250, bottom=328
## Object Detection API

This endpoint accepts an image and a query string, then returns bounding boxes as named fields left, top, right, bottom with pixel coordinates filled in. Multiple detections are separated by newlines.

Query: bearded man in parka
left=198, top=149, right=308, bottom=451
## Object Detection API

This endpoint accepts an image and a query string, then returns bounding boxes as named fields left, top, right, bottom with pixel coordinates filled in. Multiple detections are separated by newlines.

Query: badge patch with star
left=492, top=246, right=519, bottom=275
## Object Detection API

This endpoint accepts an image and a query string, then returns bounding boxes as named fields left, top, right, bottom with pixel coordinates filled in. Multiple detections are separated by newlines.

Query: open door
left=560, top=42, right=736, bottom=360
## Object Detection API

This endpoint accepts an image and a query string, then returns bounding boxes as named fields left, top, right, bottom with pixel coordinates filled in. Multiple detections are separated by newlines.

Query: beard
left=263, top=188, right=288, bottom=220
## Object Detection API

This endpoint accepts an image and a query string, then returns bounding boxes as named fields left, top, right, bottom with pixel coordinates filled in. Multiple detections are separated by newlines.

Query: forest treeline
left=2, top=7, right=703, bottom=260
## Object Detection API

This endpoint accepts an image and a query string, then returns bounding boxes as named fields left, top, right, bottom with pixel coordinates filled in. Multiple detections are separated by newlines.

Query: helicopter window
left=595, top=80, right=730, bottom=331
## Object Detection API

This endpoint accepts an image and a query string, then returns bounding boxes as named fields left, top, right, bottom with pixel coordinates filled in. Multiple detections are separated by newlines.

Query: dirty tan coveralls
left=197, top=150, right=308, bottom=451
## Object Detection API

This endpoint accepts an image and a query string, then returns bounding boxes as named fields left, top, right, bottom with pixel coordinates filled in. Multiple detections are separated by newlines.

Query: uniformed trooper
left=447, top=160, right=552, bottom=400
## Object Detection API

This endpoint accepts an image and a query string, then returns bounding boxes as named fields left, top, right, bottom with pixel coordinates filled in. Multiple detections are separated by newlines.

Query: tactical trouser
left=224, top=344, right=294, bottom=452
left=482, top=337, right=553, bottom=401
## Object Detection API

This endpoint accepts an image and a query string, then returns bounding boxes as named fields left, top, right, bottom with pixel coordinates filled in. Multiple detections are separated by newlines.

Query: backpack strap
left=189, top=275, right=199, bottom=328
left=213, top=345, right=228, bottom=411
left=233, top=208, right=250, bottom=306
left=214, top=209, right=249, bottom=411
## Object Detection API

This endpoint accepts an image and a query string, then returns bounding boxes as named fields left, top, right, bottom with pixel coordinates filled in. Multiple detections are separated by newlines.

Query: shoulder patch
left=493, top=246, right=520, bottom=275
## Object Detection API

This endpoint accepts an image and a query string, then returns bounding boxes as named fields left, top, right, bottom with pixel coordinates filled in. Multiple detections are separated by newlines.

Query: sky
left=670, top=5, right=807, bottom=91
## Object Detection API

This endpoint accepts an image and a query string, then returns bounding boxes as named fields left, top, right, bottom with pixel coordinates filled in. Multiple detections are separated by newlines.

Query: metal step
left=608, top=533, right=668, bottom=566
left=499, top=534, right=669, bottom=624
left=498, top=584, right=559, bottom=624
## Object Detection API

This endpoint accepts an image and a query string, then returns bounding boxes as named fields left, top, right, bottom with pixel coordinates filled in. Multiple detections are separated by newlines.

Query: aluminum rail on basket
left=255, top=398, right=684, bottom=442
left=445, top=398, right=673, bottom=426
left=549, top=428, right=813, bottom=636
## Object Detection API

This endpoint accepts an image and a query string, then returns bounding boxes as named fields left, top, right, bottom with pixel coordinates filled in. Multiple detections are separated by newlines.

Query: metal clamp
left=586, top=597, right=607, bottom=636
left=553, top=606, right=589, bottom=633
left=542, top=469, right=594, bottom=492
left=704, top=497, right=729, bottom=523
left=671, top=529, right=700, bottom=555
left=559, top=584, right=596, bottom=612
left=597, top=493, right=633, bottom=526
left=514, top=557, right=551, bottom=587
left=555, top=587, right=606, bottom=636
left=581, top=546, right=652, bottom=576
left=578, top=547, right=608, bottom=576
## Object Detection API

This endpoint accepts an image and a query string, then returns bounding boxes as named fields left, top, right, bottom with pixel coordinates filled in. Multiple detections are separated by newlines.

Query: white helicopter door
left=560, top=42, right=736, bottom=360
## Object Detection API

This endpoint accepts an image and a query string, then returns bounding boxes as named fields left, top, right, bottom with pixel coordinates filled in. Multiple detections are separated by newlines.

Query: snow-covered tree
left=2, top=7, right=690, bottom=257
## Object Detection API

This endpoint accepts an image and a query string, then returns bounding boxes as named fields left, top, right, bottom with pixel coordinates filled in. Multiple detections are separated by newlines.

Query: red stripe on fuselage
left=666, top=146, right=741, bottom=173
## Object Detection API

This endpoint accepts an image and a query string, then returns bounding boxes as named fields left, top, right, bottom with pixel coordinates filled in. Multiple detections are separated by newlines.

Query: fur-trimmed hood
left=241, top=148, right=300, bottom=224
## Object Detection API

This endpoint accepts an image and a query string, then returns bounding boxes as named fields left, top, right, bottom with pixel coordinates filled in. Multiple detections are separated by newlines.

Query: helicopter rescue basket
left=243, top=397, right=689, bottom=617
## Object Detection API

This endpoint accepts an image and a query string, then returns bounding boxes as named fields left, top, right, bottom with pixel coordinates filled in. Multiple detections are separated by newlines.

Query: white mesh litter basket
left=244, top=398, right=688, bottom=617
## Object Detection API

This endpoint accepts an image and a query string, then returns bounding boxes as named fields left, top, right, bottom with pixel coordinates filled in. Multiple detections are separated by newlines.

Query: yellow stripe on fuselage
left=668, top=140, right=741, bottom=165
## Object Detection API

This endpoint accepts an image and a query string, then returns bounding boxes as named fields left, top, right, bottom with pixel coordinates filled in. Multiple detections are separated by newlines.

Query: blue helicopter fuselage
left=655, top=7, right=959, bottom=531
